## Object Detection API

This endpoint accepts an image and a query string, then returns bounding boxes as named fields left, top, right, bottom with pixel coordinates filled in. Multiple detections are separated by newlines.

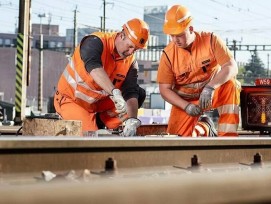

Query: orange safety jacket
left=163, top=32, right=219, bottom=100
left=56, top=32, right=135, bottom=112
left=158, top=31, right=240, bottom=136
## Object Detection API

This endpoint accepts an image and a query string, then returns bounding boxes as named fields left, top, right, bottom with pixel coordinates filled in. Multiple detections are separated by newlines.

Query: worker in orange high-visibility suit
left=54, top=18, right=150, bottom=136
left=157, top=5, right=241, bottom=137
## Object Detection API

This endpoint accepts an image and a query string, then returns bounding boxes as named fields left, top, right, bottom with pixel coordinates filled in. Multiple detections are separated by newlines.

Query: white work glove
left=199, top=85, right=215, bottom=109
left=122, top=118, right=141, bottom=137
left=184, top=103, right=202, bottom=117
left=110, top=89, right=127, bottom=115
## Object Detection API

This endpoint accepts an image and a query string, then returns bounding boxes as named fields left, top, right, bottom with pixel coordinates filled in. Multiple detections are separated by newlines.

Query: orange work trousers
left=167, top=79, right=240, bottom=137
left=54, top=91, right=126, bottom=132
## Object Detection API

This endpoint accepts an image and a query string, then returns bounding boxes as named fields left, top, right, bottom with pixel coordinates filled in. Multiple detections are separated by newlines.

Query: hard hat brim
left=163, top=18, right=192, bottom=35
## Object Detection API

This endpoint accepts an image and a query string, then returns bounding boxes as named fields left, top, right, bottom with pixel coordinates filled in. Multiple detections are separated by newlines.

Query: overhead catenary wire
left=0, top=0, right=271, bottom=68
left=1, top=0, right=271, bottom=45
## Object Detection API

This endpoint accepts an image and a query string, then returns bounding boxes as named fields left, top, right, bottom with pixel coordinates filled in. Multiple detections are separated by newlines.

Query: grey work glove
left=110, top=89, right=127, bottom=115
left=184, top=103, right=202, bottom=116
left=199, top=85, right=215, bottom=109
left=122, top=118, right=141, bottom=137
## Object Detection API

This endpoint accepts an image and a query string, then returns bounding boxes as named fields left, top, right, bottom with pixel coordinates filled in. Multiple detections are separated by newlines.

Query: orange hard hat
left=163, top=5, right=192, bottom=35
left=122, top=18, right=150, bottom=49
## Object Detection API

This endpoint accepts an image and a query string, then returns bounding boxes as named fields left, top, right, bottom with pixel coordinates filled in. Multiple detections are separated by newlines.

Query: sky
left=1, top=0, right=271, bottom=68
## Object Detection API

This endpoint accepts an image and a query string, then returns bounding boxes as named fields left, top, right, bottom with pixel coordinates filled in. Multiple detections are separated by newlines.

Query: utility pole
left=233, top=40, right=237, bottom=60
left=268, top=53, right=270, bottom=76
left=100, top=16, right=104, bottom=32
left=226, top=39, right=240, bottom=60
left=102, top=0, right=114, bottom=32
left=103, top=0, right=105, bottom=32
left=73, top=5, right=78, bottom=49
left=27, top=8, right=32, bottom=87
left=37, top=13, right=47, bottom=112
left=47, top=12, right=52, bottom=36
left=14, top=0, right=31, bottom=125
left=14, top=16, right=18, bottom=33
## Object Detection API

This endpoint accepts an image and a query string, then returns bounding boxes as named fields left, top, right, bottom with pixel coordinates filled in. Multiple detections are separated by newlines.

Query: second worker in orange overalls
left=157, top=5, right=241, bottom=137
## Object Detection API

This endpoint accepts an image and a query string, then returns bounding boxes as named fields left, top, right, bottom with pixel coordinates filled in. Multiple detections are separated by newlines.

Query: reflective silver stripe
left=75, top=90, right=97, bottom=104
left=70, top=59, right=108, bottom=93
left=69, top=58, right=80, bottom=85
left=217, top=104, right=240, bottom=115
left=69, top=58, right=75, bottom=70
left=63, top=69, right=77, bottom=89
left=218, top=123, right=238, bottom=133
left=70, top=60, right=108, bottom=96
left=173, top=73, right=216, bottom=99
left=76, top=74, right=108, bottom=95
left=180, top=80, right=208, bottom=89
left=68, top=59, right=90, bottom=90
left=173, top=88, right=200, bottom=99
left=177, top=12, right=191, bottom=23
left=125, top=23, right=138, bottom=40
left=173, top=82, right=205, bottom=99
left=217, top=104, right=239, bottom=134
left=194, top=125, right=205, bottom=135
left=62, top=59, right=108, bottom=104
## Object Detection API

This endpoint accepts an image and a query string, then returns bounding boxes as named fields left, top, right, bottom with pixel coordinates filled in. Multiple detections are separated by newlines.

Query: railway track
left=1, top=125, right=271, bottom=203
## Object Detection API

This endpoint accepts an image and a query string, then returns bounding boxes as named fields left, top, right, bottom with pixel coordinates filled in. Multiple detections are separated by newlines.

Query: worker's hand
left=184, top=103, right=202, bottom=116
left=199, top=85, right=215, bottom=109
left=122, top=118, right=141, bottom=137
left=110, top=89, right=127, bottom=115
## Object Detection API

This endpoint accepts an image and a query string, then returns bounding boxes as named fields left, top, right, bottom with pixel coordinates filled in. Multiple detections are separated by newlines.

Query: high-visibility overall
left=157, top=31, right=240, bottom=137
left=54, top=32, right=134, bottom=131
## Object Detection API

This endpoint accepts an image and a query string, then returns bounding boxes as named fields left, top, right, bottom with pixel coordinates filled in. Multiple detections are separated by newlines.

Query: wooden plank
left=137, top=124, right=167, bottom=136
left=22, top=118, right=82, bottom=136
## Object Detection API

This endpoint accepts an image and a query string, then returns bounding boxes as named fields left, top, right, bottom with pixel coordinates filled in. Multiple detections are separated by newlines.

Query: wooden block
left=137, top=124, right=167, bottom=136
left=22, top=118, right=82, bottom=136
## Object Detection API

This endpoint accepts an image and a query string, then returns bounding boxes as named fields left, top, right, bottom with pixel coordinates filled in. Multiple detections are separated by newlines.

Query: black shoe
left=198, top=115, right=217, bottom=137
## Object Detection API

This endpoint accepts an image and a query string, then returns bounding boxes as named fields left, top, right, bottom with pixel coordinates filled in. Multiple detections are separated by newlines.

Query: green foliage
left=243, top=51, right=266, bottom=85
left=237, top=64, right=246, bottom=85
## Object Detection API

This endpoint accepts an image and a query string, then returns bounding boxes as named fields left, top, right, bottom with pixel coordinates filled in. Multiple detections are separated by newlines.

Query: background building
left=0, top=23, right=158, bottom=111
left=0, top=47, right=67, bottom=110
left=144, top=5, right=169, bottom=46
left=0, top=24, right=68, bottom=112
left=66, top=27, right=99, bottom=48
